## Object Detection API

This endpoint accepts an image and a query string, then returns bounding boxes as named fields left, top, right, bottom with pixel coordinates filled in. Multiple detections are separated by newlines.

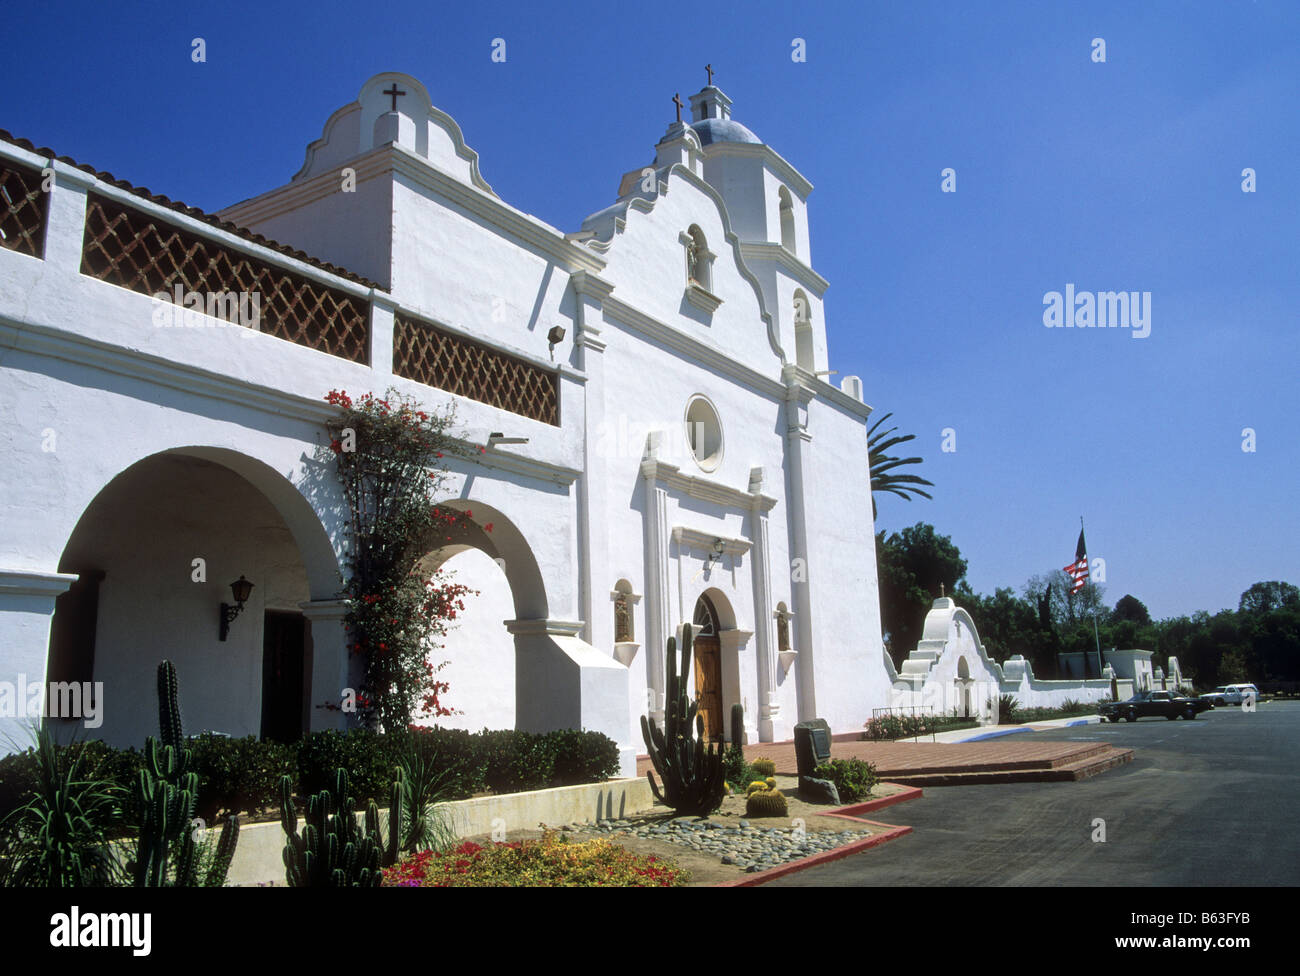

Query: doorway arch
left=690, top=594, right=724, bottom=743
left=45, top=447, right=339, bottom=747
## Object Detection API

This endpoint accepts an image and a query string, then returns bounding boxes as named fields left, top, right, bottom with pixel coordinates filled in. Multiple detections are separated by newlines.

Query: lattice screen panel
left=393, top=312, right=559, bottom=426
left=80, top=194, right=369, bottom=363
left=0, top=162, right=49, bottom=258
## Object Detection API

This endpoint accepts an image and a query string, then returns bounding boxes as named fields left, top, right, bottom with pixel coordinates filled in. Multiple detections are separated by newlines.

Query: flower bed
left=382, top=832, right=688, bottom=887
left=862, top=714, right=979, bottom=740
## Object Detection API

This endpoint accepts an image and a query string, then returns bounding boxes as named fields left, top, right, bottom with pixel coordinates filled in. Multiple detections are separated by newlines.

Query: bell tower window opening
left=778, top=186, right=796, bottom=253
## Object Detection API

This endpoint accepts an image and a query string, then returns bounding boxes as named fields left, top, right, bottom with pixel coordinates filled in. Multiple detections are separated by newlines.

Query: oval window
left=685, top=396, right=723, bottom=472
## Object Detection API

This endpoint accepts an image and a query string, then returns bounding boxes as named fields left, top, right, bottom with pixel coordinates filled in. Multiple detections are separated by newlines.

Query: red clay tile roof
left=0, top=128, right=380, bottom=290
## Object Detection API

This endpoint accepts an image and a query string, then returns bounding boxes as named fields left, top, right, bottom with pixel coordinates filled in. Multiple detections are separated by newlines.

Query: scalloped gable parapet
left=293, top=72, right=495, bottom=196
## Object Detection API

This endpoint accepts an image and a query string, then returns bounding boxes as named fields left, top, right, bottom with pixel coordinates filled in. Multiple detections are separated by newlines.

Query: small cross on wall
left=383, top=83, right=406, bottom=112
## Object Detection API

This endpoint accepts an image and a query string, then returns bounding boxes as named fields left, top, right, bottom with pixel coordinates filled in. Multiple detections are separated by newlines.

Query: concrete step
left=879, top=746, right=1134, bottom=786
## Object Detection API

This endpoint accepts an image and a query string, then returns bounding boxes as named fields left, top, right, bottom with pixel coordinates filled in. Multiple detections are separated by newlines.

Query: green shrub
left=722, top=745, right=748, bottom=792
left=187, top=734, right=295, bottom=820
left=479, top=730, right=554, bottom=794
left=547, top=729, right=620, bottom=787
left=404, top=726, right=485, bottom=799
left=813, top=758, right=878, bottom=803
left=998, top=695, right=1020, bottom=724
left=296, top=729, right=398, bottom=803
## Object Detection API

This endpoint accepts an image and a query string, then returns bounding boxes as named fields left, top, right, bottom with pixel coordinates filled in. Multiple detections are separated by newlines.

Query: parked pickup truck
left=1099, top=691, right=1213, bottom=722
left=1200, top=684, right=1260, bottom=707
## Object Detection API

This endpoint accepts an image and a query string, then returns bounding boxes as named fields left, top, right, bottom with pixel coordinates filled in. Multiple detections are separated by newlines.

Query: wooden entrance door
left=693, top=634, right=723, bottom=743
left=261, top=611, right=306, bottom=743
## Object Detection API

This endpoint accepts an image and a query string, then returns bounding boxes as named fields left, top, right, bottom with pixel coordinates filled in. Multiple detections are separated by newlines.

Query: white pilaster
left=299, top=598, right=354, bottom=732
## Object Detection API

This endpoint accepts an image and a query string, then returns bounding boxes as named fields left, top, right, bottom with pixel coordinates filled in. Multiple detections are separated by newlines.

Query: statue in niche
left=777, top=610, right=791, bottom=653
left=614, top=592, right=633, bottom=644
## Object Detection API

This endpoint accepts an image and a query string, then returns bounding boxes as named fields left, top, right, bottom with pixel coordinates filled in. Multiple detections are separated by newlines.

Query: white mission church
left=0, top=71, right=895, bottom=773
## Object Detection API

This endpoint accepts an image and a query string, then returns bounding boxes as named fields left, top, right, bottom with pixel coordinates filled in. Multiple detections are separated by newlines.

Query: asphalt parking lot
left=766, top=700, right=1299, bottom=886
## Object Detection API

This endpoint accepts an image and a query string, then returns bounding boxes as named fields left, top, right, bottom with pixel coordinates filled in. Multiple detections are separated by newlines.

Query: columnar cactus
left=730, top=703, right=745, bottom=747
left=281, top=766, right=402, bottom=886
left=640, top=624, right=727, bottom=817
left=133, top=660, right=240, bottom=887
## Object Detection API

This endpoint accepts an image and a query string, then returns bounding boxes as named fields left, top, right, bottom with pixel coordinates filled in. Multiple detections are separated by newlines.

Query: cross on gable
left=383, top=84, right=406, bottom=112
left=672, top=92, right=683, bottom=123
left=706, top=63, right=714, bottom=86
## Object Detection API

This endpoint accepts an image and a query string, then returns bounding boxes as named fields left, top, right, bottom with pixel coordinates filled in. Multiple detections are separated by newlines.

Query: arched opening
left=423, top=548, right=515, bottom=731
left=46, top=449, right=338, bottom=747
left=794, top=289, right=814, bottom=371
left=957, top=656, right=972, bottom=718
left=690, top=593, right=723, bottom=743
left=414, top=499, right=551, bottom=733
left=778, top=186, right=796, bottom=253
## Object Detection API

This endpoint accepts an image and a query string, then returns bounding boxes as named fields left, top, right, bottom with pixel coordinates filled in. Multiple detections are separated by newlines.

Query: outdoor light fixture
left=219, top=575, right=254, bottom=642
left=547, top=325, right=566, bottom=345
left=708, top=537, right=725, bottom=565
left=487, top=431, right=530, bottom=446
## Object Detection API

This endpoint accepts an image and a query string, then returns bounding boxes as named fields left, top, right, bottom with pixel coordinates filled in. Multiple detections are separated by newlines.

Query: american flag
left=1063, top=528, right=1088, bottom=594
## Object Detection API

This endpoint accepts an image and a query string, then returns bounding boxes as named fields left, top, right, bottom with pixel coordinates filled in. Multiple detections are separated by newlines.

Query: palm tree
left=867, top=412, right=934, bottom=518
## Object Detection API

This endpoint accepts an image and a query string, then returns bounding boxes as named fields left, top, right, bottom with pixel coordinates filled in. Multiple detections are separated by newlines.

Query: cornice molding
left=0, top=569, right=80, bottom=599
left=1, top=314, right=582, bottom=487
left=738, top=242, right=829, bottom=296
left=640, top=457, right=778, bottom=513
left=671, top=526, right=752, bottom=557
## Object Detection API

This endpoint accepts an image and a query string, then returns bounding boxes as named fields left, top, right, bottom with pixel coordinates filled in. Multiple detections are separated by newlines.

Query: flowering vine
left=323, top=388, right=486, bottom=730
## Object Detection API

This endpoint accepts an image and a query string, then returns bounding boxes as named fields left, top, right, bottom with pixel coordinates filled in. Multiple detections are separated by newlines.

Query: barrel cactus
left=745, top=788, right=788, bottom=818
left=752, top=758, right=776, bottom=777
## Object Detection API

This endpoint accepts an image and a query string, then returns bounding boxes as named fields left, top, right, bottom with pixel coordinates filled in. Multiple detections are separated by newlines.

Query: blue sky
left=3, top=1, right=1295, bottom=619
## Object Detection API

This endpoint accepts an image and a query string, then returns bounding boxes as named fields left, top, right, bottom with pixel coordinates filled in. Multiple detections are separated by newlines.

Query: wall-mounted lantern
left=708, top=537, right=725, bottom=566
left=219, top=575, right=254, bottom=642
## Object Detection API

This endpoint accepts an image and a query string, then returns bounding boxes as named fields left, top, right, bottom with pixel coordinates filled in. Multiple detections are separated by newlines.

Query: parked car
left=1099, top=691, right=1212, bottom=722
left=1200, top=683, right=1260, bottom=707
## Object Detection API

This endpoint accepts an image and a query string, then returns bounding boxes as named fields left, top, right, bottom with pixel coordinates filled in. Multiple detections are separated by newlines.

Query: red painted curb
left=714, top=823, right=913, bottom=886
left=827, top=784, right=923, bottom=816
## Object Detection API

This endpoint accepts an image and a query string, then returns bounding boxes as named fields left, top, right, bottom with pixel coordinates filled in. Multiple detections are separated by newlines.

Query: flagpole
left=1084, top=516, right=1102, bottom=676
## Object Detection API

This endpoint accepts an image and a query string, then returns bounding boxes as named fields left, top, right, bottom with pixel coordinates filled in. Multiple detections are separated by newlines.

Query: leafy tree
left=876, top=523, right=967, bottom=667
left=1239, top=581, right=1300, bottom=615
left=1024, top=570, right=1107, bottom=632
left=1113, top=594, right=1152, bottom=626
left=867, top=412, right=934, bottom=518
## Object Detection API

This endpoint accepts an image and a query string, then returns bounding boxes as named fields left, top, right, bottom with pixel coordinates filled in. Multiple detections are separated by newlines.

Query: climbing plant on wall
left=323, top=388, right=479, bottom=731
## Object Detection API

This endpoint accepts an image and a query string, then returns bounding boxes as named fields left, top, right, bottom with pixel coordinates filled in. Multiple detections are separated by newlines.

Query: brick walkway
left=636, top=737, right=1132, bottom=783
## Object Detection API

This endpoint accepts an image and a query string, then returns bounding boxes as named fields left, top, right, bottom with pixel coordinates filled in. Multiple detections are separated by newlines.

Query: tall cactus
left=132, top=660, right=240, bottom=887
left=730, top=702, right=745, bottom=746
left=281, top=767, right=401, bottom=887
left=640, top=624, right=728, bottom=816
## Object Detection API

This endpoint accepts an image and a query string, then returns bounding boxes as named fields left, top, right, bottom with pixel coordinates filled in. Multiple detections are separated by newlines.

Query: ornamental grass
left=382, top=831, right=688, bottom=887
